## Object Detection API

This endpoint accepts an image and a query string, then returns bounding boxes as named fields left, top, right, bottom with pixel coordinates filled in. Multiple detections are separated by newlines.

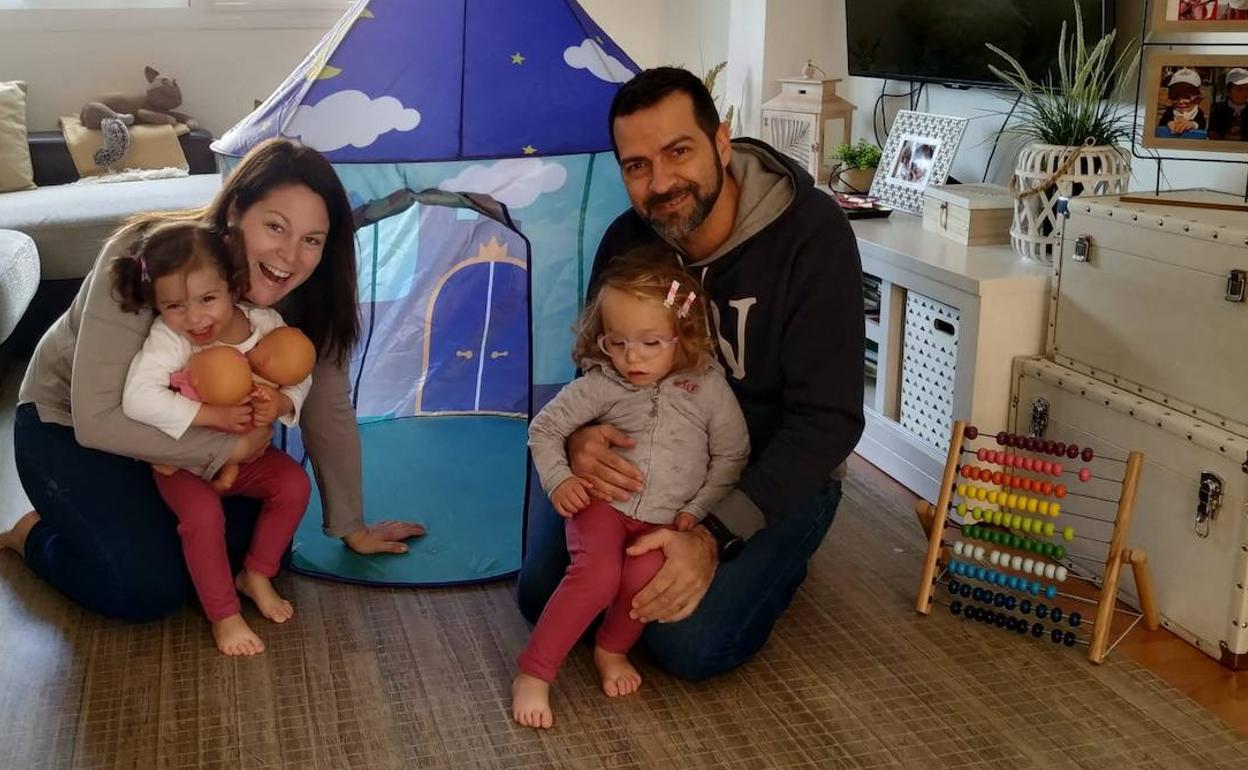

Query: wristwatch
left=700, top=514, right=745, bottom=562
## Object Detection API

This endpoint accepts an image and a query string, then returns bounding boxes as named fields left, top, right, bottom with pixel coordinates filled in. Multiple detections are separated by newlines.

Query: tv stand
left=849, top=210, right=1051, bottom=502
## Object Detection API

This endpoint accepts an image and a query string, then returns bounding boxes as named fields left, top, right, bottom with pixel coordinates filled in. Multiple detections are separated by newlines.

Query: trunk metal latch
left=1029, top=398, right=1050, bottom=438
left=1196, top=471, right=1224, bottom=539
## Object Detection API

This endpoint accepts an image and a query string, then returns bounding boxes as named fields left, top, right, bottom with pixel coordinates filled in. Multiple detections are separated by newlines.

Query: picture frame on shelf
left=869, top=110, right=967, bottom=214
left=1142, top=51, right=1248, bottom=152
left=1149, top=0, right=1248, bottom=36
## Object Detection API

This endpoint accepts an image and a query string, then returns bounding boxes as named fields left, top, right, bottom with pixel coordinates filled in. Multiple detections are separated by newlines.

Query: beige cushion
left=0, top=81, right=35, bottom=193
left=59, top=115, right=188, bottom=178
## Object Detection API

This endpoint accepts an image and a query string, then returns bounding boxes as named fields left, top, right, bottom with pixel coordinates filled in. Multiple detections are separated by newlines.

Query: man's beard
left=642, top=161, right=724, bottom=242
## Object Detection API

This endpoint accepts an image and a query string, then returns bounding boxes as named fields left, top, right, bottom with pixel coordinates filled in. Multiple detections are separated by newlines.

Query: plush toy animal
left=80, top=66, right=198, bottom=130
left=152, top=327, right=316, bottom=493
left=81, top=66, right=197, bottom=169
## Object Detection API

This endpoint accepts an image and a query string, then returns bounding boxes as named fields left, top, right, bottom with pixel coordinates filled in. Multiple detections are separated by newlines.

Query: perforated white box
left=900, top=291, right=960, bottom=450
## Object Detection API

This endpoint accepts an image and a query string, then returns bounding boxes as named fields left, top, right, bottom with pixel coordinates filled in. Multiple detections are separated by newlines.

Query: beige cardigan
left=18, top=230, right=365, bottom=537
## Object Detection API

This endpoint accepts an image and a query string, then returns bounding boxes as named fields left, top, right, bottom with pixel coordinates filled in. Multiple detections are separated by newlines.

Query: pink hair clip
left=663, top=279, right=680, bottom=309
left=129, top=248, right=150, bottom=283
left=678, top=291, right=697, bottom=318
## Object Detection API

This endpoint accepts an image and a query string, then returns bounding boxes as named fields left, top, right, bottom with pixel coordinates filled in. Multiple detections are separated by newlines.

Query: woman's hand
left=567, top=424, right=644, bottom=502
left=343, top=520, right=427, bottom=555
left=229, top=426, right=273, bottom=464
left=195, top=403, right=254, bottom=434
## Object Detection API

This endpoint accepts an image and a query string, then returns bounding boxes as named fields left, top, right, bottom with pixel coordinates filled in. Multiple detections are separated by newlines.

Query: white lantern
left=761, top=77, right=855, bottom=183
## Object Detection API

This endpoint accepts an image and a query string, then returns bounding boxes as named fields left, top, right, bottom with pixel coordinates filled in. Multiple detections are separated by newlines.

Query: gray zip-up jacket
left=528, top=359, right=750, bottom=525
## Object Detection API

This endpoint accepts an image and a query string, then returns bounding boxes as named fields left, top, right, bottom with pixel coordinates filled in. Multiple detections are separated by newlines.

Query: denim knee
left=644, top=621, right=749, bottom=682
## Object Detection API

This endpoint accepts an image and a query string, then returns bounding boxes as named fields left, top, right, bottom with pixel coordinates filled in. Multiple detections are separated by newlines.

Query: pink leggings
left=153, top=447, right=310, bottom=621
left=517, top=500, right=667, bottom=683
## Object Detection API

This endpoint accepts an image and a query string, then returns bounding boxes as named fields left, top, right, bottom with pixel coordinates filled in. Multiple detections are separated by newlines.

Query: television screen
left=845, top=0, right=1114, bottom=88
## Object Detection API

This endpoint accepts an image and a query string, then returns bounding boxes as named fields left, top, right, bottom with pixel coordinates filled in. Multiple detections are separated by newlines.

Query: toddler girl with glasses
left=512, top=245, right=750, bottom=728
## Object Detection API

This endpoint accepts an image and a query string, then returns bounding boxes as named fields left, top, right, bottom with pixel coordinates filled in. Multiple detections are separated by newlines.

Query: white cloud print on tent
left=563, top=38, right=634, bottom=84
left=285, top=89, right=421, bottom=152
left=438, top=157, right=568, bottom=210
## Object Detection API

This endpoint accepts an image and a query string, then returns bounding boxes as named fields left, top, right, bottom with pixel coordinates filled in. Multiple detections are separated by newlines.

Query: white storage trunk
left=1053, top=191, right=1248, bottom=432
left=1010, top=356, right=1248, bottom=667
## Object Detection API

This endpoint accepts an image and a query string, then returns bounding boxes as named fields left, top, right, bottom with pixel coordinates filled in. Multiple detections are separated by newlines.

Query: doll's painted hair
left=572, top=244, right=715, bottom=371
left=110, top=221, right=247, bottom=314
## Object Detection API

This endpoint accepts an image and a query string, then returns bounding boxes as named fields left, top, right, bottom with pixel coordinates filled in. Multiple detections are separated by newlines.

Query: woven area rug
left=1, top=462, right=1246, bottom=769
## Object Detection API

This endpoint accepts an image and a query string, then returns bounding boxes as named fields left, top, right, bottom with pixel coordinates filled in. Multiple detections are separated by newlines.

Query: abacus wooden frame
left=914, top=419, right=1160, bottom=664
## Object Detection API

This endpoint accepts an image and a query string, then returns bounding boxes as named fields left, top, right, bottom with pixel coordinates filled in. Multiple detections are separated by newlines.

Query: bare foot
left=234, top=568, right=294, bottom=623
left=594, top=645, right=642, bottom=697
left=211, top=614, right=265, bottom=656
left=512, top=673, right=553, bottom=729
left=0, top=511, right=41, bottom=559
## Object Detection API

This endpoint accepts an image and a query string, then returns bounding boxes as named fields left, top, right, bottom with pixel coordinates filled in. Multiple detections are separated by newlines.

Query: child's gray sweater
left=528, top=360, right=750, bottom=525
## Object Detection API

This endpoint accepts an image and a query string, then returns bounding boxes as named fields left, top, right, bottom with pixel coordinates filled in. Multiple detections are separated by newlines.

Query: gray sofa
left=0, top=129, right=220, bottom=352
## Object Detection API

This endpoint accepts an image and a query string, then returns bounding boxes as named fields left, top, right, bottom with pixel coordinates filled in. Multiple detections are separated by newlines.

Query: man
left=517, top=67, right=865, bottom=680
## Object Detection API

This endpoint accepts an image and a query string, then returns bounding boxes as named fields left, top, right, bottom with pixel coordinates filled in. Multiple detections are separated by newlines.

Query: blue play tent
left=212, top=0, right=637, bottom=585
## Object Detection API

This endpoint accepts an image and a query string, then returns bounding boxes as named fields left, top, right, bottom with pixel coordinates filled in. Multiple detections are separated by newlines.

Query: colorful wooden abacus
left=915, top=421, right=1160, bottom=664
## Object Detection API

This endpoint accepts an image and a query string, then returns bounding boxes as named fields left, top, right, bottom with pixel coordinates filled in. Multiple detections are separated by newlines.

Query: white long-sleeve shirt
left=122, top=305, right=312, bottom=440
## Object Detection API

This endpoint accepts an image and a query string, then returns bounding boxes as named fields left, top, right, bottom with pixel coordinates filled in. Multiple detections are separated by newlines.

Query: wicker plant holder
left=830, top=165, right=877, bottom=194
left=1010, top=143, right=1131, bottom=264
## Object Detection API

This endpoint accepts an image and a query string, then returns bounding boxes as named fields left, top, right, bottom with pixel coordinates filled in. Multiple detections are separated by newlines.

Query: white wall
left=711, top=0, right=1244, bottom=195
left=0, top=1, right=720, bottom=139
left=0, top=28, right=325, bottom=136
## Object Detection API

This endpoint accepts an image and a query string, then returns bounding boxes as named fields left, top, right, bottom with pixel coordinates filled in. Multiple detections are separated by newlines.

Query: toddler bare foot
left=235, top=568, right=294, bottom=623
left=594, top=645, right=642, bottom=697
left=512, top=673, right=553, bottom=729
left=212, top=614, right=264, bottom=656
left=0, top=511, right=41, bottom=558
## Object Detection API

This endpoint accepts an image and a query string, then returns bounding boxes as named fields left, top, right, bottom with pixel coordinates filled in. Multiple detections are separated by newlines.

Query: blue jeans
left=13, top=403, right=260, bottom=622
left=517, top=480, right=842, bottom=681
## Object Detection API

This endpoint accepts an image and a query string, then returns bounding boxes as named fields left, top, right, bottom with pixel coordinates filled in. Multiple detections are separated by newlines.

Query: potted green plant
left=830, top=139, right=882, bottom=194
left=988, top=2, right=1137, bottom=263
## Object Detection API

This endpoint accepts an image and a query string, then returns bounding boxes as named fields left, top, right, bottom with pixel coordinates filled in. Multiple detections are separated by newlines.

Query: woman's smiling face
left=233, top=183, right=330, bottom=307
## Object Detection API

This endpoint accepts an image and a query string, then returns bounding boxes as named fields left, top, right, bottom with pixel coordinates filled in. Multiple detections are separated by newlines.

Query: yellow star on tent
left=511, top=52, right=525, bottom=65
left=522, top=145, right=537, bottom=155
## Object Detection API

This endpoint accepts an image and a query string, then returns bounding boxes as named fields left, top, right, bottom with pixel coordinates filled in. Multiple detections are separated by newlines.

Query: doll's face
left=1230, top=84, right=1248, bottom=105
left=154, top=264, right=235, bottom=347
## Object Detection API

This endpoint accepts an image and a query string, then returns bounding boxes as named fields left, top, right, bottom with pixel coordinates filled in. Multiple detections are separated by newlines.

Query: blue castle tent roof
left=212, top=0, right=640, bottom=162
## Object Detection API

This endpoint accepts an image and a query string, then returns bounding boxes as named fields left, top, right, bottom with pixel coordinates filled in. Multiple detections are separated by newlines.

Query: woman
left=0, top=139, right=424, bottom=622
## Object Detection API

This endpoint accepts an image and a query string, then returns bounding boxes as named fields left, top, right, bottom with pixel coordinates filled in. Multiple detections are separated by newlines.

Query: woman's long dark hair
left=119, top=138, right=359, bottom=366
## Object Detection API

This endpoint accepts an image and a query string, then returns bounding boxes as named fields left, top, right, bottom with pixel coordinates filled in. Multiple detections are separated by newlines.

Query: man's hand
left=626, top=525, right=719, bottom=623
left=343, top=520, right=427, bottom=555
left=567, top=424, right=644, bottom=502
left=551, top=476, right=593, bottom=517
left=195, top=403, right=253, bottom=434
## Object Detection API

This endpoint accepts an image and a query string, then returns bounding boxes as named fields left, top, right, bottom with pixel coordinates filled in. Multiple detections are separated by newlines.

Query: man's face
left=612, top=92, right=729, bottom=243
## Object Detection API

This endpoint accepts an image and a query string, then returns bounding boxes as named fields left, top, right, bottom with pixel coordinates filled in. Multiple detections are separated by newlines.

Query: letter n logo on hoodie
left=709, top=297, right=757, bottom=380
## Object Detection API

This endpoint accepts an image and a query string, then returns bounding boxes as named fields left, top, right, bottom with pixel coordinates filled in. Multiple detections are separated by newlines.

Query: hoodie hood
left=687, top=138, right=807, bottom=267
